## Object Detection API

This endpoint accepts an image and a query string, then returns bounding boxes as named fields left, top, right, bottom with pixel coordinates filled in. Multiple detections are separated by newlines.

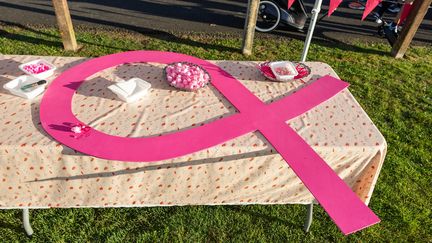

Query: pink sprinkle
left=275, top=67, right=291, bottom=75
left=23, top=62, right=51, bottom=74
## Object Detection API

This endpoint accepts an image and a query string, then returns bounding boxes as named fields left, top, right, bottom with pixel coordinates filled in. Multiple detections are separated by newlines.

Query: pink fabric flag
left=288, top=0, right=295, bottom=9
left=397, top=3, right=413, bottom=25
left=362, top=0, right=382, bottom=20
left=328, top=0, right=343, bottom=16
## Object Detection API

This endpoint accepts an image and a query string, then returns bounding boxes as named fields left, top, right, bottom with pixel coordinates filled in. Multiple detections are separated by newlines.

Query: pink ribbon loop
left=40, top=51, right=379, bottom=235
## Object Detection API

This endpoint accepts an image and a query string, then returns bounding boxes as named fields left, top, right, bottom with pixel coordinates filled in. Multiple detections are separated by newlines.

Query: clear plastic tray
left=269, top=61, right=299, bottom=81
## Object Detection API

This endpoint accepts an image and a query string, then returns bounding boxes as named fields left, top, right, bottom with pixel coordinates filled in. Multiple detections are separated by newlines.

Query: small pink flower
left=71, top=123, right=90, bottom=134
left=71, top=126, right=82, bottom=133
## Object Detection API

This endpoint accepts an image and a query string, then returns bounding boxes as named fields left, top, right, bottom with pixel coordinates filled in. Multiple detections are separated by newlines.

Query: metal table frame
left=21, top=204, right=314, bottom=236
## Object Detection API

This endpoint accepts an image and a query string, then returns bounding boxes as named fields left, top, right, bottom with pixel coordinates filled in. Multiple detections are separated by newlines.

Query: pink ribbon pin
left=40, top=51, right=380, bottom=235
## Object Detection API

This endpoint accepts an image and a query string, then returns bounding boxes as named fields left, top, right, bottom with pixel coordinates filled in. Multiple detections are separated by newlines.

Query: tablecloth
left=0, top=55, right=386, bottom=209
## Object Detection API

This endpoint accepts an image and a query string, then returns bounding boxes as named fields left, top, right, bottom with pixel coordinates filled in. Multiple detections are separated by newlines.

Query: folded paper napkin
left=108, top=78, right=151, bottom=103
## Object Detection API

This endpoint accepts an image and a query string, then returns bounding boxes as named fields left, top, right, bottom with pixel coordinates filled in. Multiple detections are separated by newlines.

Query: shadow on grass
left=0, top=20, right=128, bottom=52
left=0, top=28, right=63, bottom=48
left=0, top=1, right=241, bottom=54
left=228, top=205, right=305, bottom=228
left=0, top=3, right=392, bottom=57
left=0, top=221, right=22, bottom=233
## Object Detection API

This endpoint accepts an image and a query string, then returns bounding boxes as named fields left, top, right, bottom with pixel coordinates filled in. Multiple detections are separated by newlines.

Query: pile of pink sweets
left=22, top=62, right=51, bottom=74
left=165, top=62, right=210, bottom=91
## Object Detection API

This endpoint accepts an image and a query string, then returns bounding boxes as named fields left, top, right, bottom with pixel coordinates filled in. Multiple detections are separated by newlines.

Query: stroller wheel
left=256, top=0, right=281, bottom=32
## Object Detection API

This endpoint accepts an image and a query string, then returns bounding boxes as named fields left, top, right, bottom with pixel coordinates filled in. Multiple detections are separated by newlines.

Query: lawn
left=0, top=24, right=431, bottom=242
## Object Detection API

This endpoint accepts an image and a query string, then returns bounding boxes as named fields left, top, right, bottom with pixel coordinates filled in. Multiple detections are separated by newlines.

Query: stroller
left=255, top=0, right=308, bottom=32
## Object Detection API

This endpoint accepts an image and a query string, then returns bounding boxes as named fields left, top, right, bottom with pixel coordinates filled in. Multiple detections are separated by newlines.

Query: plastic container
left=19, top=59, right=56, bottom=80
left=108, top=78, right=151, bottom=103
left=3, top=75, right=47, bottom=99
left=269, top=61, right=298, bottom=81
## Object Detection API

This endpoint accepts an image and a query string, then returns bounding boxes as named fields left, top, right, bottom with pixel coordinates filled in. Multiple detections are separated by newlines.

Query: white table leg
left=22, top=208, right=34, bottom=236
left=304, top=203, right=313, bottom=232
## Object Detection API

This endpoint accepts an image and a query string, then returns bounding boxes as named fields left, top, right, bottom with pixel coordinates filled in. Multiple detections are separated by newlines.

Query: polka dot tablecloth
left=0, top=55, right=386, bottom=209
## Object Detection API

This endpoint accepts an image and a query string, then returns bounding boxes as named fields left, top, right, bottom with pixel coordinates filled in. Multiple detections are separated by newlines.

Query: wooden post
left=52, top=0, right=78, bottom=51
left=391, top=0, right=432, bottom=58
left=242, top=0, right=260, bottom=56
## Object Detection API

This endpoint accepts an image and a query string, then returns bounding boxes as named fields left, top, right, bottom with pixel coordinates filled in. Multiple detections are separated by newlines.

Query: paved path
left=0, top=0, right=430, bottom=45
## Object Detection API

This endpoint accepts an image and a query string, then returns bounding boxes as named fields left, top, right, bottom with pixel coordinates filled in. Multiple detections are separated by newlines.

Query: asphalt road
left=0, top=0, right=430, bottom=45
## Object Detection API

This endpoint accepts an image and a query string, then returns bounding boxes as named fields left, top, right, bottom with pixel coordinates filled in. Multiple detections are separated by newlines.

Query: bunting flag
left=397, top=2, right=413, bottom=25
left=328, top=0, right=343, bottom=16
left=288, top=0, right=295, bottom=9
left=362, top=0, right=382, bottom=20
left=287, top=0, right=388, bottom=20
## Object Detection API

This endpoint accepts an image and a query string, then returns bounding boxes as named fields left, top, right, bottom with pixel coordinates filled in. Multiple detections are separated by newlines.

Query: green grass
left=0, top=25, right=431, bottom=242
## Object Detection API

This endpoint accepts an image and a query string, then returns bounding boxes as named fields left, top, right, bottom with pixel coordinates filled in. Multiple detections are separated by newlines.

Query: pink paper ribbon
left=40, top=51, right=380, bottom=235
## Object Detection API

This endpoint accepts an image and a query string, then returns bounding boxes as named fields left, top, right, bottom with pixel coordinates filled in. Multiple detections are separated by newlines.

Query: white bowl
left=269, top=61, right=298, bottom=81
left=3, top=75, right=47, bottom=99
left=108, top=78, right=151, bottom=103
left=19, top=59, right=56, bottom=80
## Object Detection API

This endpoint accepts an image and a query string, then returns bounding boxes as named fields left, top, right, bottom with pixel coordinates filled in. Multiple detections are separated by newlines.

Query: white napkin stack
left=108, top=78, right=151, bottom=103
